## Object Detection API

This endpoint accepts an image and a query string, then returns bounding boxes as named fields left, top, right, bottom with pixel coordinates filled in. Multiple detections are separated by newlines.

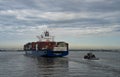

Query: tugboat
left=24, top=31, right=69, bottom=57
left=84, top=52, right=99, bottom=60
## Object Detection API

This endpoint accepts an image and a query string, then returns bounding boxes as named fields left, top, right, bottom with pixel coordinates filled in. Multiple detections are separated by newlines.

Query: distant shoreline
left=0, top=49, right=120, bottom=52
left=69, top=49, right=120, bottom=52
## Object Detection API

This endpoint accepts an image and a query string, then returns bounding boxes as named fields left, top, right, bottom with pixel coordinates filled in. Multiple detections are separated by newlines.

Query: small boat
left=84, top=52, right=99, bottom=60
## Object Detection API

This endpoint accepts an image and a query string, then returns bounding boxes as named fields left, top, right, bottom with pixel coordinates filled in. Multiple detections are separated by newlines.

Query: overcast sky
left=0, top=0, right=120, bottom=50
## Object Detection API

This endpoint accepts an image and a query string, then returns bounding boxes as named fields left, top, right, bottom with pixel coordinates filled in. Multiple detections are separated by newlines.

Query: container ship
left=24, top=31, right=69, bottom=57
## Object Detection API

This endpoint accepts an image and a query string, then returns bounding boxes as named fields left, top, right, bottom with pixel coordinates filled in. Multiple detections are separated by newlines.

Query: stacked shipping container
left=24, top=42, right=68, bottom=51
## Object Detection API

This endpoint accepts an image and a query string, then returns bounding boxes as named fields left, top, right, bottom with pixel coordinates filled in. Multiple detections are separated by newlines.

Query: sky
left=0, top=0, right=120, bottom=50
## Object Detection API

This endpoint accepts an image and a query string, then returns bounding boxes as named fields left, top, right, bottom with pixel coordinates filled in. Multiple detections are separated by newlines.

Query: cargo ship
left=24, top=31, right=69, bottom=57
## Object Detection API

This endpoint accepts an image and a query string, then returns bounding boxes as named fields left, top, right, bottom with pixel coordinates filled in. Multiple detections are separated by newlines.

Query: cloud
left=0, top=0, right=120, bottom=26
left=0, top=25, right=47, bottom=33
left=0, top=24, right=119, bottom=40
left=0, top=9, right=120, bottom=24
left=50, top=25, right=120, bottom=37
left=0, top=0, right=120, bottom=32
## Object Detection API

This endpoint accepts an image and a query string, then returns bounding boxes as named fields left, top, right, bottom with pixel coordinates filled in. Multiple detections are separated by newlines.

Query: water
left=0, top=51, right=120, bottom=77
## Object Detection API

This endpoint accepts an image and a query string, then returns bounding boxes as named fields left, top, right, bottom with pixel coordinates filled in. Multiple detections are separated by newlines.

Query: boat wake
left=69, top=58, right=120, bottom=75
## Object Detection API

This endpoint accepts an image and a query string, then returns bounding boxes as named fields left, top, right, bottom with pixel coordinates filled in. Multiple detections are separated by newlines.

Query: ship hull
left=25, top=50, right=68, bottom=57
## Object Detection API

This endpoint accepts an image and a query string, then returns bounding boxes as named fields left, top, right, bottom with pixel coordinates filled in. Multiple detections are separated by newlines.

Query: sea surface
left=0, top=51, right=120, bottom=77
